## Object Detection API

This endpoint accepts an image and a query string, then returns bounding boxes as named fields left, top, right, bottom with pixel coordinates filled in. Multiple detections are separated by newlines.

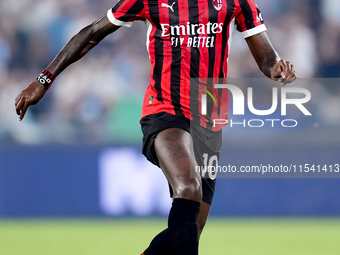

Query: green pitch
left=0, top=218, right=339, bottom=255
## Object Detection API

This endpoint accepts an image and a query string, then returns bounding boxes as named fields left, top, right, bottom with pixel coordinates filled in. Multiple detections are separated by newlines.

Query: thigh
left=140, top=112, right=190, bottom=167
left=154, top=128, right=202, bottom=202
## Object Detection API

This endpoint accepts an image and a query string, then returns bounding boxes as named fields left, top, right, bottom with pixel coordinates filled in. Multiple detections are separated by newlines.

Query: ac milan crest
left=212, top=0, right=222, bottom=11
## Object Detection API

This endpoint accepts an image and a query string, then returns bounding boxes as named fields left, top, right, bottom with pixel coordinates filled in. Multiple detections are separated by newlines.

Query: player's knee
left=175, top=179, right=202, bottom=202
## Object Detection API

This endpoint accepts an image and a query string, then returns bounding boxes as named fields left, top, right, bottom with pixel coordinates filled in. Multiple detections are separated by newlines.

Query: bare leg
left=155, top=128, right=201, bottom=255
left=154, top=128, right=202, bottom=202
left=142, top=128, right=212, bottom=255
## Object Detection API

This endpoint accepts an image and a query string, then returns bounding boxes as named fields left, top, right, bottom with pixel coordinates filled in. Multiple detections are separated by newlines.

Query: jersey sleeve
left=107, top=0, right=145, bottom=28
left=235, top=0, right=267, bottom=38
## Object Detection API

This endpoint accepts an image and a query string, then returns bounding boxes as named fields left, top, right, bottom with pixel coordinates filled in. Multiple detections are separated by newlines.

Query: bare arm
left=47, top=15, right=119, bottom=76
left=15, top=14, right=119, bottom=121
left=245, top=32, right=296, bottom=85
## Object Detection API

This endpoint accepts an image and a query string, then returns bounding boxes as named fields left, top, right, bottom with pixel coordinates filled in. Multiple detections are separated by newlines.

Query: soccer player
left=15, top=0, right=296, bottom=254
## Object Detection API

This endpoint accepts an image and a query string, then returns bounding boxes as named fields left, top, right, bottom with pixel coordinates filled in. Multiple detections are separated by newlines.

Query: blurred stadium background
left=0, top=0, right=340, bottom=254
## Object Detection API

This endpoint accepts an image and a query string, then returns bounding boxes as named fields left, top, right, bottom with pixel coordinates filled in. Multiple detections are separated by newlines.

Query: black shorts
left=140, top=112, right=222, bottom=205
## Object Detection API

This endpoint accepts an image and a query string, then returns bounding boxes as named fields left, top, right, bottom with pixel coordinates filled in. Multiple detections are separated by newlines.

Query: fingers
left=276, top=59, right=296, bottom=86
left=15, top=93, right=21, bottom=107
left=279, top=59, right=288, bottom=79
left=284, top=71, right=297, bottom=84
left=15, top=93, right=26, bottom=121
left=19, top=102, right=29, bottom=121
left=15, top=92, right=31, bottom=121
left=15, top=94, right=22, bottom=115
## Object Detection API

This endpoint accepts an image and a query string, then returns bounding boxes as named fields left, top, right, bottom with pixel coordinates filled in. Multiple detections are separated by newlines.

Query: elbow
left=74, top=23, right=101, bottom=53
left=77, top=23, right=97, bottom=42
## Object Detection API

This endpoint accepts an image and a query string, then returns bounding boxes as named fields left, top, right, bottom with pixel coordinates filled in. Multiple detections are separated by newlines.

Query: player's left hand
left=271, top=59, right=296, bottom=86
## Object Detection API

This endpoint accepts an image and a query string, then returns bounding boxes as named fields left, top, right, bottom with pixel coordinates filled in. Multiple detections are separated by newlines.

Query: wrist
left=37, top=70, right=56, bottom=89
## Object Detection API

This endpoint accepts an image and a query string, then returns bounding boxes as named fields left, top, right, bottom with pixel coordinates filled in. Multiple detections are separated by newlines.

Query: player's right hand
left=271, top=59, right=296, bottom=86
left=15, top=81, right=47, bottom=121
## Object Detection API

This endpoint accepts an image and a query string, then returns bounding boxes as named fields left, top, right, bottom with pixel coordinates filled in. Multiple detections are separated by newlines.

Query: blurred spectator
left=318, top=0, right=340, bottom=78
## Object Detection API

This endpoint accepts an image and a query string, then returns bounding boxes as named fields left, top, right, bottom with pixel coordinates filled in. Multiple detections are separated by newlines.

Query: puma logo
left=161, top=2, right=176, bottom=13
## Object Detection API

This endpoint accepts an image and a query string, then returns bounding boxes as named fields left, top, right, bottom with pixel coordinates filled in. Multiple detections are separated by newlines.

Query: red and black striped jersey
left=107, top=0, right=266, bottom=131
